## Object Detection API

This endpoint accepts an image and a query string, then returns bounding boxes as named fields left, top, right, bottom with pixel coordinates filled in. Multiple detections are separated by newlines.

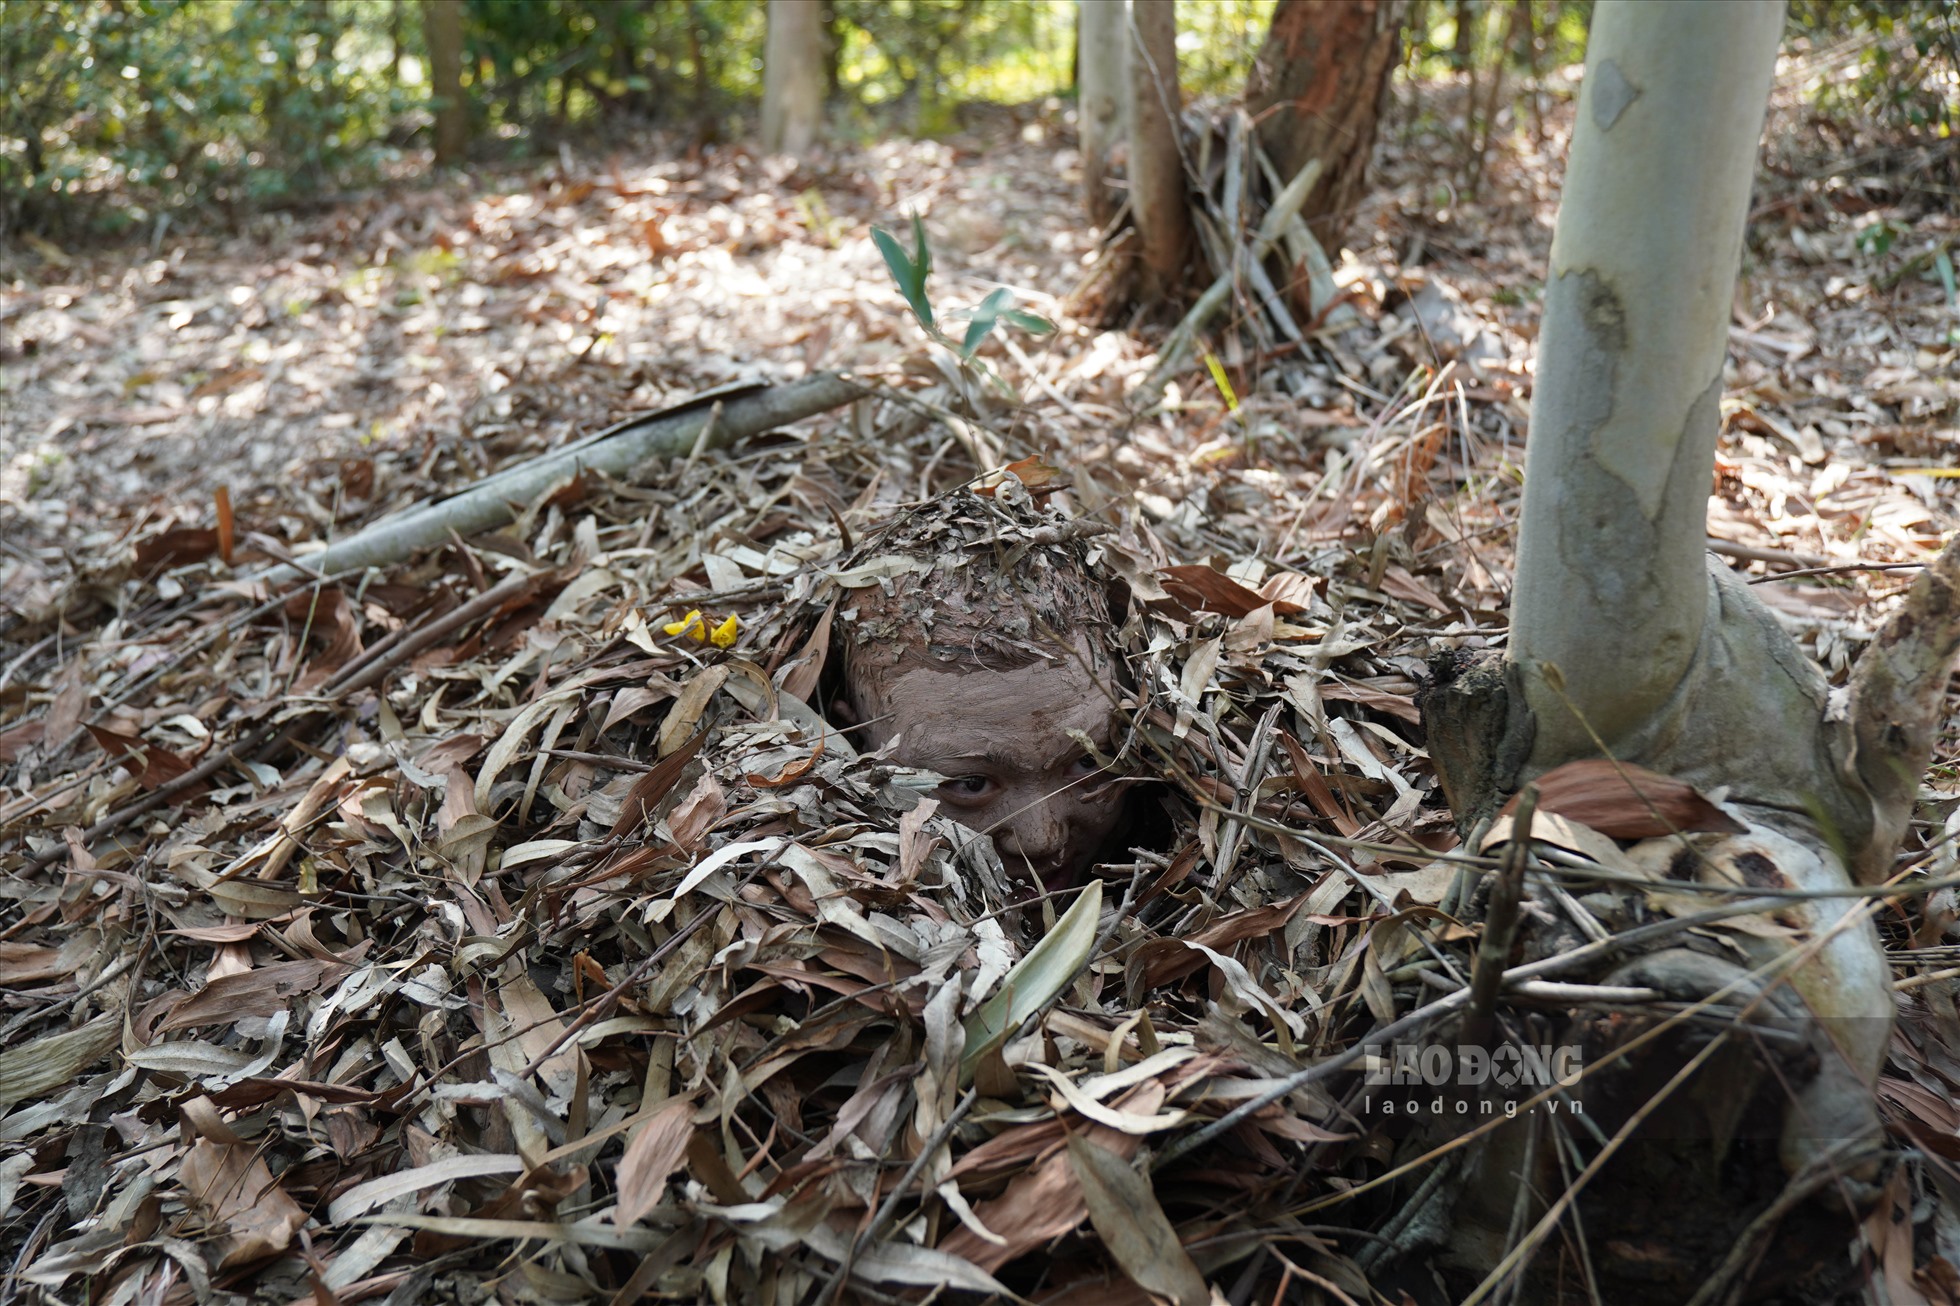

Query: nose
left=998, top=799, right=1069, bottom=868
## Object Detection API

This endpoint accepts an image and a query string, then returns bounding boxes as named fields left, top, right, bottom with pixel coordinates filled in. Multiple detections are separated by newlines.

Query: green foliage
left=1787, top=0, right=1959, bottom=137
left=826, top=0, right=1273, bottom=134
left=872, top=213, right=1053, bottom=364
left=0, top=0, right=414, bottom=235
left=1402, top=0, right=1593, bottom=81
left=0, top=0, right=773, bottom=236
left=463, top=0, right=764, bottom=132
left=873, top=213, right=937, bottom=333
left=1174, top=0, right=1277, bottom=99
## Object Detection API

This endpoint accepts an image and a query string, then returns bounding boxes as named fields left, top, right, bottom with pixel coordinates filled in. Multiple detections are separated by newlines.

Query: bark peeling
left=1589, top=57, right=1639, bottom=129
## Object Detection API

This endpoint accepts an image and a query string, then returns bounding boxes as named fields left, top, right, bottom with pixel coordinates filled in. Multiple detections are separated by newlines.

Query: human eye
left=1067, top=754, right=1103, bottom=777
left=935, top=775, right=995, bottom=804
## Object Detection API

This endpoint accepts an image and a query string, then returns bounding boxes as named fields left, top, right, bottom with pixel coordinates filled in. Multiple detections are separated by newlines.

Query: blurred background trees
left=1, top=0, right=1952, bottom=249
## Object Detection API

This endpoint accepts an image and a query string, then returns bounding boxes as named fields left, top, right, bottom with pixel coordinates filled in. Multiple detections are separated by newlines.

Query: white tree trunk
left=1077, top=0, right=1126, bottom=227
left=1511, top=2, right=1783, bottom=760
left=760, top=0, right=824, bottom=155
left=1125, top=0, right=1189, bottom=300
left=1416, top=4, right=1960, bottom=1286
left=1513, top=0, right=1907, bottom=1184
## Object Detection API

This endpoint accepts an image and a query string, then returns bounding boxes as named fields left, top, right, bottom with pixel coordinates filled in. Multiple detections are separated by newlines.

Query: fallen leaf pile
left=3, top=64, right=1959, bottom=1303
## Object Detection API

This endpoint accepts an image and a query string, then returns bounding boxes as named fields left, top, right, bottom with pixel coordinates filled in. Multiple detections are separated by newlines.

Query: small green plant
left=871, top=212, right=1053, bottom=364
left=1855, top=218, right=1904, bottom=259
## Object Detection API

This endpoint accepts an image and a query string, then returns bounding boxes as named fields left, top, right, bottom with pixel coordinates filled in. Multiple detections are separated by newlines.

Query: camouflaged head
left=828, top=482, right=1120, bottom=685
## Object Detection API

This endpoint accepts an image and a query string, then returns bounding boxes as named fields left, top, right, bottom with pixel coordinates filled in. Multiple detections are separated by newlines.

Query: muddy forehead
left=859, top=655, right=1117, bottom=768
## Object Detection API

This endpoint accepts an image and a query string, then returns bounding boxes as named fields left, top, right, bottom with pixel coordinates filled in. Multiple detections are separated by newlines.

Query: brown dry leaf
left=156, top=958, right=348, bottom=1034
left=779, top=599, right=836, bottom=705
left=1259, top=572, right=1317, bottom=611
left=939, top=1087, right=1160, bottom=1272
left=745, top=732, right=824, bottom=788
left=189, top=364, right=264, bottom=400
left=1132, top=893, right=1309, bottom=988
left=0, top=932, right=102, bottom=985
left=600, top=682, right=675, bottom=732
left=0, top=1014, right=119, bottom=1112
left=1500, top=758, right=1747, bottom=838
left=658, top=663, right=730, bottom=756
left=666, top=772, right=726, bottom=848
left=0, top=942, right=69, bottom=984
left=975, top=455, right=1069, bottom=497
left=1880, top=1076, right=1960, bottom=1164
left=134, top=526, right=221, bottom=573
left=283, top=587, right=363, bottom=676
left=1917, top=1257, right=1960, bottom=1306
left=613, top=1097, right=696, bottom=1226
left=1380, top=564, right=1452, bottom=614
left=214, top=484, right=235, bottom=564
left=1318, top=679, right=1421, bottom=725
left=257, top=755, right=353, bottom=882
left=85, top=723, right=197, bottom=790
left=0, top=719, right=45, bottom=762
left=1159, top=564, right=1307, bottom=617
left=608, top=728, right=707, bottom=837
left=179, top=1137, right=308, bottom=1267
left=1276, top=731, right=1361, bottom=836
left=46, top=656, right=88, bottom=743
left=1867, top=1167, right=1931, bottom=1306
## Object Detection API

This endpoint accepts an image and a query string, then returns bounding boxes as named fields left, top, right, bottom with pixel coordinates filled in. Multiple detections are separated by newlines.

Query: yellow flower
left=709, top=614, right=739, bottom=648
left=663, top=609, right=706, bottom=642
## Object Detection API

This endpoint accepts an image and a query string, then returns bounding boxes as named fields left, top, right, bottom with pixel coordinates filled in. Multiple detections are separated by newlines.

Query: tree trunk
left=1511, top=3, right=1786, bottom=777
left=1451, top=0, right=1476, bottom=66
left=1247, top=0, right=1407, bottom=253
left=1125, top=0, right=1189, bottom=302
left=1077, top=0, right=1125, bottom=228
left=761, top=0, right=824, bottom=155
left=421, top=0, right=468, bottom=166
left=1414, top=2, right=1960, bottom=1292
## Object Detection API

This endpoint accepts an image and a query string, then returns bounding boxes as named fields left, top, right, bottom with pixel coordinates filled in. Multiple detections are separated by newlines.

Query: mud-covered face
left=844, top=648, right=1127, bottom=891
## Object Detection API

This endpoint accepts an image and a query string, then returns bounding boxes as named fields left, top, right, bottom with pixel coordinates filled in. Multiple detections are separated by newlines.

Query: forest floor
left=3, top=65, right=1960, bottom=1305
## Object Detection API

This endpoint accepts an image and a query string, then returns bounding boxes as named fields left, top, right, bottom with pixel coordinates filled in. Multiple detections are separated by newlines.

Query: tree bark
left=1247, top=0, right=1407, bottom=253
left=1076, top=0, right=1125, bottom=228
left=1125, top=0, right=1189, bottom=302
left=421, top=0, right=468, bottom=166
left=1414, top=5, right=1960, bottom=1290
left=1511, top=2, right=1789, bottom=778
left=761, top=0, right=824, bottom=155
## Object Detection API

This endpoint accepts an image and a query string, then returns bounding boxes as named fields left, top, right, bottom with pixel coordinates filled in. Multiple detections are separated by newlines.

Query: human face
left=850, top=651, right=1127, bottom=891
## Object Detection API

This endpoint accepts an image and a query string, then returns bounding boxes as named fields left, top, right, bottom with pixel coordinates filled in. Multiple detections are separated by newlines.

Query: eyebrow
left=930, top=745, right=1096, bottom=772
left=930, top=750, right=1016, bottom=769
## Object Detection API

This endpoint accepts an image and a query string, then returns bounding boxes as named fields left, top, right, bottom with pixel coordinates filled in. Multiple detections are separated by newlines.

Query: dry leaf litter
left=3, top=66, right=1960, bottom=1303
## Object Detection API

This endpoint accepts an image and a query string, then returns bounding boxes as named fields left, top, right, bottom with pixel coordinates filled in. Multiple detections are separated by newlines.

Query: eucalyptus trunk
left=1419, top=1, right=1960, bottom=1293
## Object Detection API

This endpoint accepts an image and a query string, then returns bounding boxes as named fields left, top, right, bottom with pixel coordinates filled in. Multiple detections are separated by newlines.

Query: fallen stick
left=248, top=372, right=867, bottom=588
left=1135, top=157, right=1325, bottom=410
